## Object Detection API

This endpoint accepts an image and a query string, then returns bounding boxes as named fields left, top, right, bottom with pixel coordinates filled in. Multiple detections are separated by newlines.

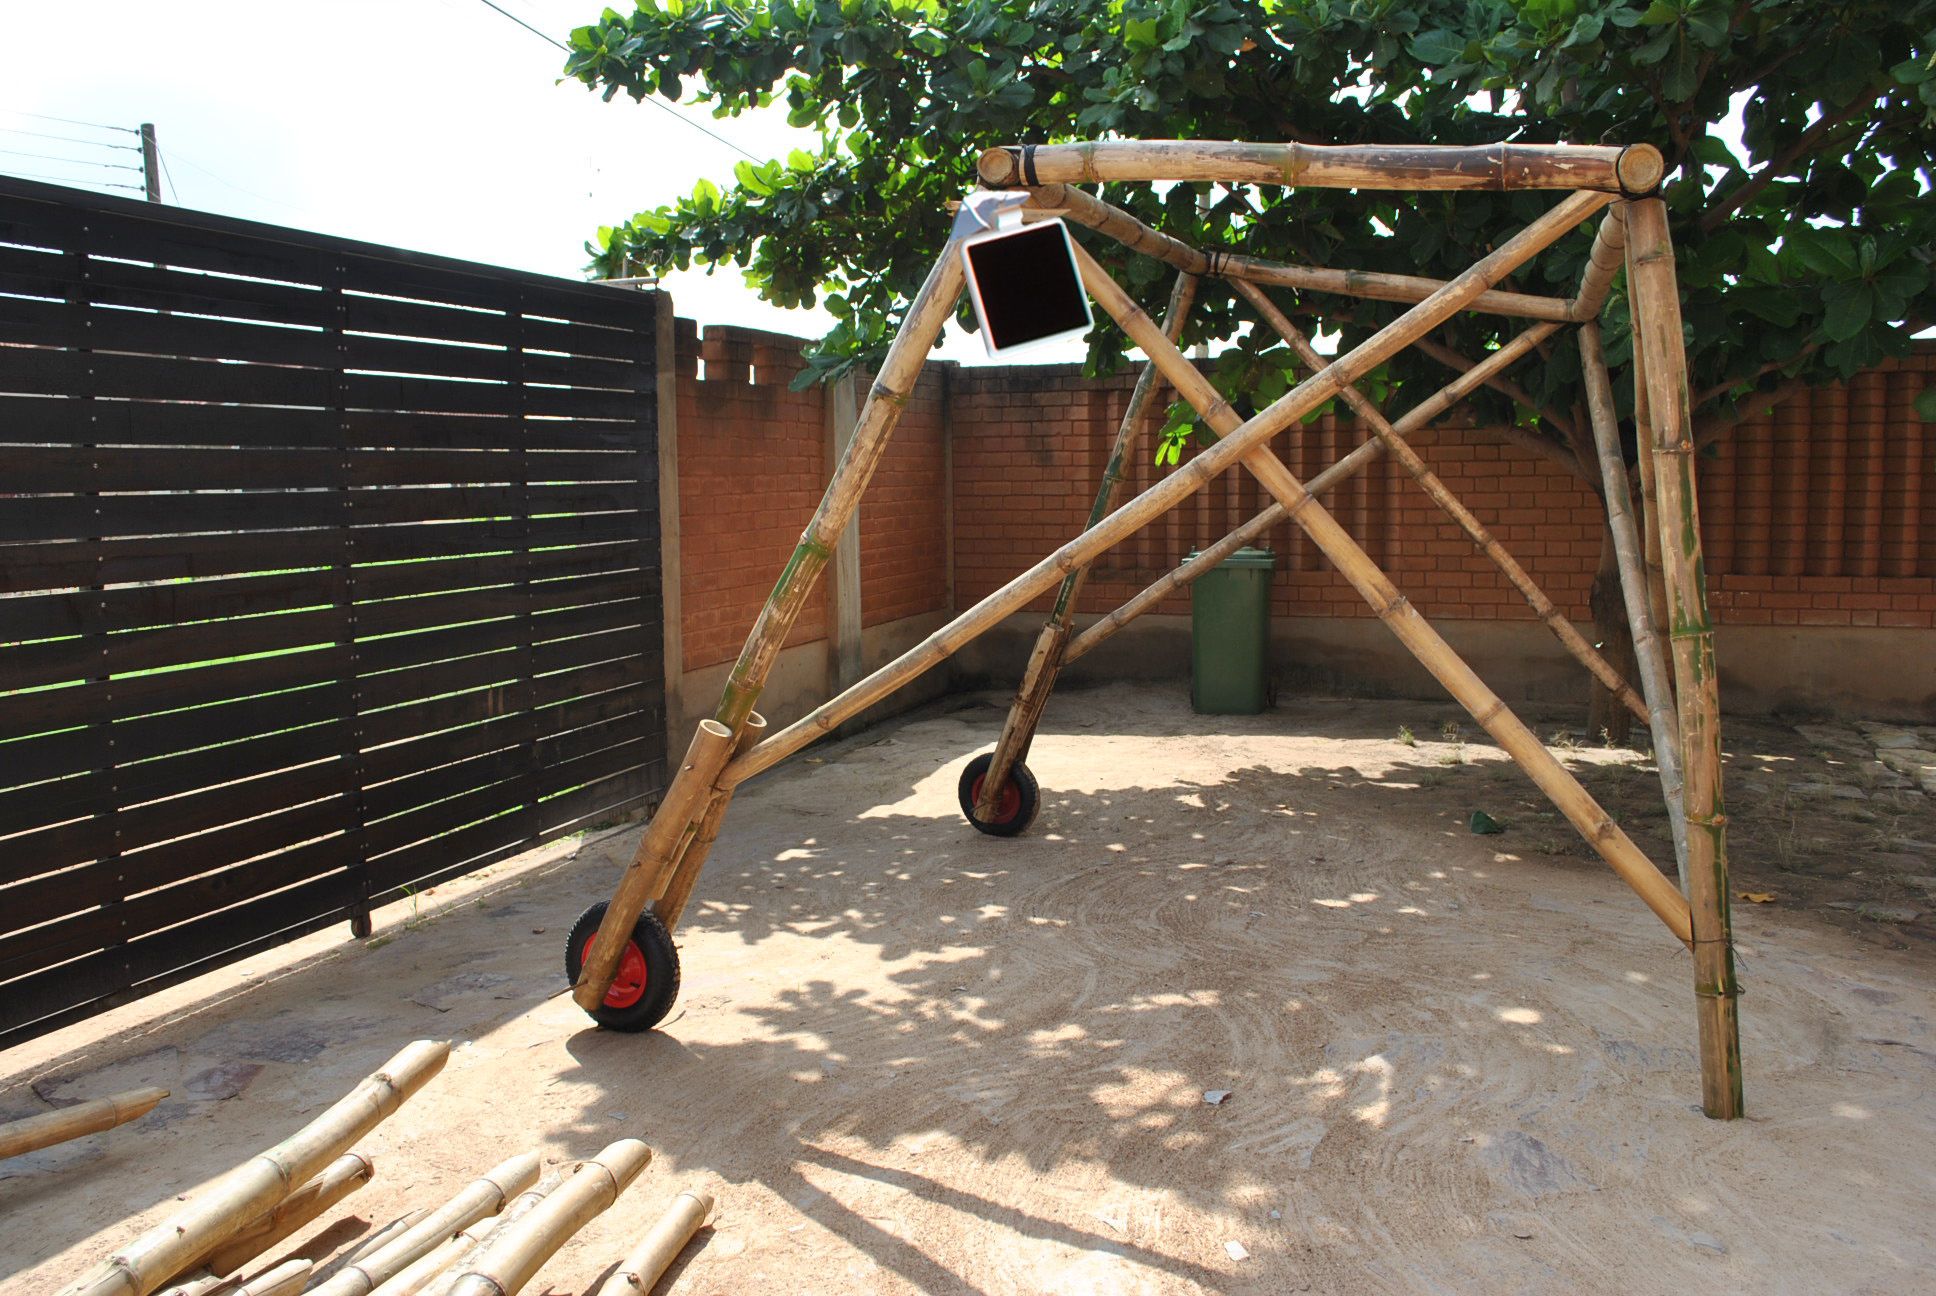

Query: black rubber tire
left=564, top=901, right=681, bottom=1032
left=958, top=752, right=1041, bottom=837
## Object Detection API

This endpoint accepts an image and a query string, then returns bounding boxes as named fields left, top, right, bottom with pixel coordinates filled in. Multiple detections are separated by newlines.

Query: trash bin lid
left=1206, top=547, right=1274, bottom=569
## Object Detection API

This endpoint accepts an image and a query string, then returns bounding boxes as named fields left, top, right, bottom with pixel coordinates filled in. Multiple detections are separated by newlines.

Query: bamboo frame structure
left=573, top=138, right=1743, bottom=1117
left=61, top=1041, right=448, bottom=1296
left=0, top=1086, right=168, bottom=1160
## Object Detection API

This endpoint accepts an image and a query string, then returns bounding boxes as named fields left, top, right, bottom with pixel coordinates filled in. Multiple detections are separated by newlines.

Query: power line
left=163, top=146, right=315, bottom=216
left=470, top=0, right=761, bottom=162
left=0, top=125, right=140, bottom=152
left=0, top=146, right=142, bottom=170
left=2, top=170, right=144, bottom=191
left=0, top=107, right=138, bottom=135
left=157, top=148, right=179, bottom=203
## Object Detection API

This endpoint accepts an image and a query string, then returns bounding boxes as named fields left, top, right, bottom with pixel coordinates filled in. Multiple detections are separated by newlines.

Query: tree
left=565, top=0, right=1934, bottom=732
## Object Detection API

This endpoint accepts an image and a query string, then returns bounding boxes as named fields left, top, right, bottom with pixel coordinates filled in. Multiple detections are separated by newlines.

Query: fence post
left=654, top=293, right=685, bottom=752
left=825, top=370, right=864, bottom=694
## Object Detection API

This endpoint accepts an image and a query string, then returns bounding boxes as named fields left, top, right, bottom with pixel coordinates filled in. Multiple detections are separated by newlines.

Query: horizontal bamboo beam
left=60, top=1041, right=448, bottom=1296
left=981, top=140, right=1664, bottom=193
left=722, top=192, right=1613, bottom=786
left=1222, top=255, right=1574, bottom=321
left=0, top=1086, right=168, bottom=1160
left=1078, top=245, right=1692, bottom=947
left=1233, top=278, right=1647, bottom=723
left=1066, top=319, right=1565, bottom=664
left=1031, top=185, right=1574, bottom=321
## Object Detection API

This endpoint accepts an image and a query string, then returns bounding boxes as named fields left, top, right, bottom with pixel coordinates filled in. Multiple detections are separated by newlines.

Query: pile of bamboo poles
left=41, top=1038, right=714, bottom=1296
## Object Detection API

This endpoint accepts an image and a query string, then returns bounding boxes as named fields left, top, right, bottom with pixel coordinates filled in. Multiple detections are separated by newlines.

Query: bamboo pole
left=980, top=140, right=1664, bottom=194
left=343, top=1213, right=431, bottom=1270
left=574, top=719, right=735, bottom=1011
left=369, top=1190, right=530, bottom=1296
left=1067, top=320, right=1563, bottom=664
left=1410, top=334, right=1583, bottom=459
left=1580, top=321, right=1690, bottom=887
left=310, top=1152, right=542, bottom=1296
left=0, top=1086, right=168, bottom=1160
left=61, top=1042, right=448, bottom=1296
left=653, top=712, right=767, bottom=934
left=590, top=1191, right=713, bottom=1296
left=976, top=269, right=1198, bottom=819
left=581, top=236, right=965, bottom=1010
left=190, top=1152, right=373, bottom=1281
left=156, top=1258, right=313, bottom=1296
left=712, top=239, right=965, bottom=731
left=1222, top=255, right=1573, bottom=321
left=1077, top=243, right=1692, bottom=946
left=1029, top=184, right=1574, bottom=321
left=722, top=192, right=1614, bottom=787
left=443, top=1141, right=651, bottom=1296
left=1632, top=322, right=1674, bottom=659
left=1626, top=197, right=1744, bottom=1120
left=1231, top=277, right=1647, bottom=723
left=1570, top=205, right=1629, bottom=320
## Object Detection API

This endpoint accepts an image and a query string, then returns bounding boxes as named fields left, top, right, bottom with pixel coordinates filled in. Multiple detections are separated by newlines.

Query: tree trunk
left=1588, top=520, right=1637, bottom=745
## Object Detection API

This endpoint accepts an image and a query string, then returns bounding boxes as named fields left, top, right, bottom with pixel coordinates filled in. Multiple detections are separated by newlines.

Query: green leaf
left=1638, top=0, right=1681, bottom=25
left=1914, top=389, right=1936, bottom=421
left=1407, top=29, right=1467, bottom=66
left=1820, top=283, right=1874, bottom=342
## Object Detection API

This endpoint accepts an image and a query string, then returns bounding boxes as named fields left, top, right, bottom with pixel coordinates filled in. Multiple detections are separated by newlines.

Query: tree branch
left=1692, top=375, right=1810, bottom=451
left=1700, top=85, right=1887, bottom=232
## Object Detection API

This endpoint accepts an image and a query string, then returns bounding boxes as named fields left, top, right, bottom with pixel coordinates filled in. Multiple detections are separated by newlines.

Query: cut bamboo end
left=59, top=1042, right=448, bottom=1296
left=443, top=1141, right=652, bottom=1296
left=312, top=1151, right=543, bottom=1296
left=194, top=1151, right=373, bottom=1281
left=0, top=1086, right=169, bottom=1161
left=577, top=719, right=737, bottom=1010
left=591, top=1191, right=713, bottom=1296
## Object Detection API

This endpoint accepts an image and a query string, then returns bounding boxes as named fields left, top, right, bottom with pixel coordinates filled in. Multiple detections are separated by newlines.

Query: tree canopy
left=565, top=0, right=1935, bottom=475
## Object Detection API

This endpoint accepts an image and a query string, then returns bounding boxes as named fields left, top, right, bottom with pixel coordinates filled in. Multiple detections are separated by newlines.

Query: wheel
left=564, top=901, right=681, bottom=1032
left=957, top=752, right=1040, bottom=837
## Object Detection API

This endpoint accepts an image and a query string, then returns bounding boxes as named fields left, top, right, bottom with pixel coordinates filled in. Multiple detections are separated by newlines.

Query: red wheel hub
left=971, top=772, right=1022, bottom=824
left=583, top=932, right=647, bottom=1009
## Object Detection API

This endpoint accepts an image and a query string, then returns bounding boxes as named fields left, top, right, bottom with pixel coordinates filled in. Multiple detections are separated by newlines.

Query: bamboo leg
left=976, top=270, right=1198, bottom=819
left=0, top=1086, right=167, bottom=1160
left=577, top=239, right=965, bottom=1010
left=1580, top=321, right=1690, bottom=888
left=652, top=712, right=767, bottom=934
left=722, top=192, right=1615, bottom=788
left=1627, top=197, right=1744, bottom=1120
left=1077, top=245, right=1692, bottom=945
left=1232, top=279, right=1648, bottom=723
left=1629, top=314, right=1674, bottom=661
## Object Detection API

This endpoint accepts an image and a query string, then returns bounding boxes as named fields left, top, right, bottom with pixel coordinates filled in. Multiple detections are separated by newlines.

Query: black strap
left=1021, top=144, right=1039, bottom=186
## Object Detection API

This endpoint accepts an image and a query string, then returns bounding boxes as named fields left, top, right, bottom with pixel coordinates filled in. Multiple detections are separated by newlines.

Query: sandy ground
left=3, top=684, right=1934, bottom=1295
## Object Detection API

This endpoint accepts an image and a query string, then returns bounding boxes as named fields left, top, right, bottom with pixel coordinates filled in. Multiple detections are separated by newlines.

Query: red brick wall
left=948, top=350, right=1936, bottom=632
left=673, top=323, right=1935, bottom=677
left=673, top=323, right=950, bottom=671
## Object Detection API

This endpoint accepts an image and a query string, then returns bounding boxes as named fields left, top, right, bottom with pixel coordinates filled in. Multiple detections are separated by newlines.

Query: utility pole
left=139, top=122, right=160, bottom=202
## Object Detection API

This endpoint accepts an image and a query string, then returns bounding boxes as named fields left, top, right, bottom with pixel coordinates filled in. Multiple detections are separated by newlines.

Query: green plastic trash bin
left=1190, top=547, right=1275, bottom=714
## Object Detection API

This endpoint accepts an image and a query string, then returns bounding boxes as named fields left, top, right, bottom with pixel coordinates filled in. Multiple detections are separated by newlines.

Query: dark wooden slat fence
left=0, top=176, right=666, bottom=1049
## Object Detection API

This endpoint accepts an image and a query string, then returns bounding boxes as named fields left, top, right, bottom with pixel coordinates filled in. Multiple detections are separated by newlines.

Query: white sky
left=0, top=0, right=1061, bottom=364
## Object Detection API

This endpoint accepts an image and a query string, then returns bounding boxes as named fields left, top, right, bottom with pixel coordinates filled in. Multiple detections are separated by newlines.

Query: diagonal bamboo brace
left=1580, top=320, right=1690, bottom=887
left=1230, top=278, right=1648, bottom=724
left=654, top=712, right=767, bottom=933
left=976, top=269, right=1198, bottom=820
left=1067, top=320, right=1566, bottom=665
left=724, top=191, right=1618, bottom=789
left=1074, top=242, right=1693, bottom=948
